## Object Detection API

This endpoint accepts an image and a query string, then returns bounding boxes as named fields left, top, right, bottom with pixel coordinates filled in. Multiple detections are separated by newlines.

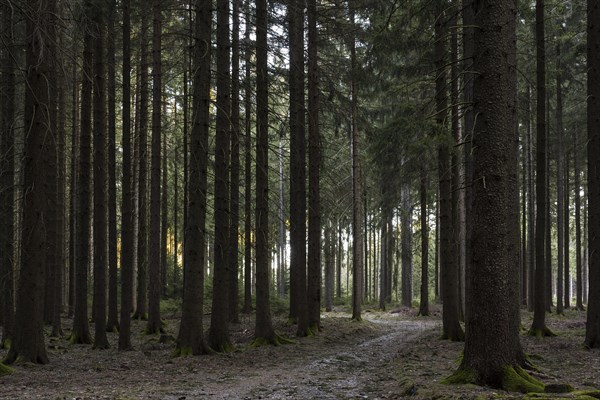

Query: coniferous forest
left=1, top=0, right=600, bottom=398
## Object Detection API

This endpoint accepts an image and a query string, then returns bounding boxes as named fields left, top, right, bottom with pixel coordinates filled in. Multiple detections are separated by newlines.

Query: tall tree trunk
left=174, top=0, right=211, bottom=356
left=565, top=154, right=572, bottom=308
left=529, top=0, right=554, bottom=337
left=350, top=3, right=364, bottom=322
left=324, top=220, right=334, bottom=312
left=418, top=168, right=429, bottom=316
left=278, top=137, right=286, bottom=297
left=575, top=128, right=584, bottom=310
left=242, top=0, right=253, bottom=314
left=118, top=0, right=135, bottom=351
left=0, top=0, right=16, bottom=348
left=556, top=43, right=564, bottom=315
left=68, top=38, right=79, bottom=319
left=134, top=8, right=150, bottom=321
left=146, top=0, right=163, bottom=335
left=229, top=0, right=241, bottom=324
left=71, top=3, right=94, bottom=344
left=208, top=0, right=232, bottom=351
left=4, top=0, right=54, bottom=365
left=447, top=0, right=534, bottom=389
left=106, top=0, right=120, bottom=333
left=307, top=0, right=321, bottom=331
left=436, top=3, right=463, bottom=341
left=92, top=2, right=109, bottom=349
left=585, top=0, right=600, bottom=349
left=288, top=0, right=309, bottom=335
left=400, top=182, right=412, bottom=308
left=253, top=0, right=277, bottom=345
left=526, top=85, right=535, bottom=312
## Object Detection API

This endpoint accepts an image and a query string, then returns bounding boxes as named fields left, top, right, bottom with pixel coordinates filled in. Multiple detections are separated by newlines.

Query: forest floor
left=0, top=304, right=598, bottom=399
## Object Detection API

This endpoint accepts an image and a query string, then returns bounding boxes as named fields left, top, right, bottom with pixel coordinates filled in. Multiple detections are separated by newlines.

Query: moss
left=172, top=347, right=193, bottom=357
left=501, top=366, right=544, bottom=393
left=527, top=327, right=557, bottom=338
left=210, top=342, right=236, bottom=353
left=352, top=315, right=363, bottom=322
left=544, top=383, right=575, bottom=393
left=573, top=390, right=600, bottom=399
left=0, top=363, right=14, bottom=376
left=1, top=338, right=11, bottom=350
left=287, top=317, right=298, bottom=325
left=250, top=334, right=295, bottom=348
left=442, top=367, right=478, bottom=385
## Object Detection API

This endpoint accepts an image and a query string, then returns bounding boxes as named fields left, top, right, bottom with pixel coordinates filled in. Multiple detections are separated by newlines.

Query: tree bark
left=418, top=168, right=429, bottom=316
left=174, top=0, right=212, bottom=356
left=556, top=43, right=565, bottom=315
left=447, top=0, right=536, bottom=390
left=307, top=0, right=321, bottom=332
left=585, top=0, right=600, bottom=349
left=208, top=0, right=232, bottom=351
left=254, top=0, right=277, bottom=345
left=146, top=0, right=163, bottom=335
left=118, top=0, right=135, bottom=352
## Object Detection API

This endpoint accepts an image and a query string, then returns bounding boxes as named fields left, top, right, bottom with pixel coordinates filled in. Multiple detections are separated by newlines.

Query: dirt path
left=0, top=312, right=438, bottom=399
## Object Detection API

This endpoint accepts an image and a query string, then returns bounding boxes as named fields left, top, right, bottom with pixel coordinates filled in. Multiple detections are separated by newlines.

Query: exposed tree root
left=527, top=326, right=557, bottom=338
left=250, top=334, right=295, bottom=348
left=443, top=365, right=545, bottom=394
left=0, top=363, right=14, bottom=376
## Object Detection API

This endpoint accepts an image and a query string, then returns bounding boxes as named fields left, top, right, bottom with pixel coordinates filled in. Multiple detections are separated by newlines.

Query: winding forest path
left=0, top=311, right=439, bottom=399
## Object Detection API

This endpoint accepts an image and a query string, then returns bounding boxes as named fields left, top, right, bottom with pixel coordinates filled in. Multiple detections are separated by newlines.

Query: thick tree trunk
left=575, top=128, right=584, bottom=310
left=447, top=0, right=536, bottom=390
left=526, top=85, right=535, bottom=312
left=0, top=1, right=16, bottom=348
left=585, top=0, right=600, bottom=349
left=5, top=0, right=54, bottom=365
left=174, top=0, right=211, bottom=356
left=208, top=0, right=232, bottom=351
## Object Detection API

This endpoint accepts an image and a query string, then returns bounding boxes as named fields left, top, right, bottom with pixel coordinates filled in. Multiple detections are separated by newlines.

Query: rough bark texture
left=418, top=169, right=429, bottom=316
left=586, top=0, right=600, bottom=349
left=556, top=45, right=565, bottom=315
left=575, top=128, right=584, bottom=310
left=107, top=0, right=120, bottom=334
left=146, top=0, right=162, bottom=335
left=254, top=0, right=277, bottom=344
left=92, top=3, right=109, bottom=349
left=175, top=0, right=211, bottom=356
left=71, top=5, right=93, bottom=345
left=400, top=183, right=412, bottom=308
left=288, top=0, right=309, bottom=335
left=208, top=0, right=232, bottom=352
left=5, top=0, right=55, bottom=365
left=134, top=8, right=150, bottom=321
left=350, top=4, right=364, bottom=322
left=307, top=0, right=321, bottom=332
left=0, top=0, right=16, bottom=347
left=436, top=4, right=463, bottom=342
left=529, top=0, right=553, bottom=337
left=526, top=85, right=535, bottom=312
left=446, top=0, right=537, bottom=391
left=229, top=0, right=241, bottom=324
left=242, top=0, right=253, bottom=315
left=118, top=0, right=135, bottom=352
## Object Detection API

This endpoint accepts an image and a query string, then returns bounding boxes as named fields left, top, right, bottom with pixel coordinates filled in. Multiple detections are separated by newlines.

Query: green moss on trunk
left=501, top=366, right=544, bottom=393
left=0, top=363, right=14, bottom=375
left=526, top=326, right=557, bottom=338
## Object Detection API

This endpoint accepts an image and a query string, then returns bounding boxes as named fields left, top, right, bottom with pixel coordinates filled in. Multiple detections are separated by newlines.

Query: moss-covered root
left=250, top=334, right=295, bottom=348
left=172, top=344, right=212, bottom=357
left=527, top=326, right=557, bottom=338
left=0, top=363, right=14, bottom=376
left=443, top=365, right=545, bottom=394
left=502, top=366, right=545, bottom=393
left=0, top=338, right=11, bottom=350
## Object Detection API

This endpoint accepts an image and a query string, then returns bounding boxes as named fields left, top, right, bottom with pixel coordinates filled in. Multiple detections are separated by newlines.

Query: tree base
left=172, top=343, right=211, bottom=357
left=527, top=326, right=557, bottom=338
left=132, top=312, right=148, bottom=321
left=250, top=334, right=295, bottom=348
left=69, top=332, right=92, bottom=345
left=0, top=363, right=14, bottom=376
left=443, top=365, right=545, bottom=394
left=106, top=324, right=120, bottom=333
left=1, top=338, right=11, bottom=350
